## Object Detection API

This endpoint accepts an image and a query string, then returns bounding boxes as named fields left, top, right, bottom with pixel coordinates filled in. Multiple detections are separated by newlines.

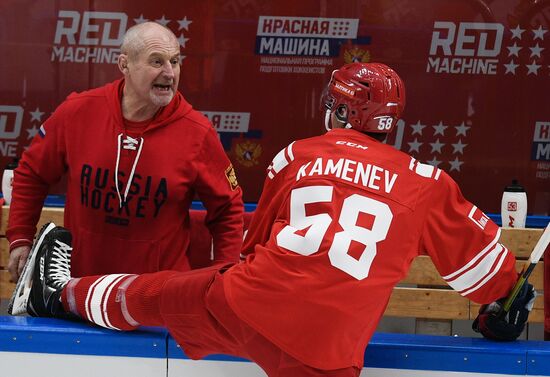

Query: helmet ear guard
left=323, top=103, right=353, bottom=131
left=321, top=62, right=406, bottom=134
left=334, top=105, right=347, bottom=123
left=335, top=105, right=353, bottom=129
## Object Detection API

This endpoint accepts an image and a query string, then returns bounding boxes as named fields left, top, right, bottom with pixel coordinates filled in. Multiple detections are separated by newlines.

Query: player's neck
left=121, top=92, right=159, bottom=122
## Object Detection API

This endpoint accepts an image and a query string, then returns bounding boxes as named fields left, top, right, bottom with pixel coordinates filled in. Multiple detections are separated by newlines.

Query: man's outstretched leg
left=62, top=270, right=180, bottom=330
left=9, top=222, right=179, bottom=331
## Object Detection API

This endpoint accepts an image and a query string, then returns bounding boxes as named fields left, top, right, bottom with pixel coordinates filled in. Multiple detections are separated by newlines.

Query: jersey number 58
left=276, top=185, right=393, bottom=280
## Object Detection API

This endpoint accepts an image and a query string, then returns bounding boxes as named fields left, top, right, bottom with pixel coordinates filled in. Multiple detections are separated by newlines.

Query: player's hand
left=7, top=245, right=31, bottom=282
left=472, top=283, right=536, bottom=341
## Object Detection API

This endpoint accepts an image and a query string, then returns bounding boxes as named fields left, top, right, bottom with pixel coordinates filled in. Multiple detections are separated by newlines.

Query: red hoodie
left=7, top=79, right=244, bottom=276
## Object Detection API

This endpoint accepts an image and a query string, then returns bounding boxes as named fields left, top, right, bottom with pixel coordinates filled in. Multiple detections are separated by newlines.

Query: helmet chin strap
left=324, top=110, right=332, bottom=131
left=325, top=109, right=353, bottom=131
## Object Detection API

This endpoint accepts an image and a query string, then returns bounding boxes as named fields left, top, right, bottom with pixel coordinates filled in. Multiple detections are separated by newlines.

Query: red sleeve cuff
left=9, top=239, right=33, bottom=252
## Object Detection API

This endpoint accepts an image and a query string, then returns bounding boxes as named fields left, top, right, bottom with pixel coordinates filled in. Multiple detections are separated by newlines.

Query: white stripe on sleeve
left=101, top=274, right=132, bottom=330
left=85, top=275, right=108, bottom=322
left=444, top=244, right=506, bottom=294
left=461, top=247, right=508, bottom=296
left=86, top=274, right=128, bottom=329
left=442, top=229, right=501, bottom=281
left=271, top=148, right=289, bottom=173
left=267, top=144, right=294, bottom=180
left=286, top=141, right=295, bottom=161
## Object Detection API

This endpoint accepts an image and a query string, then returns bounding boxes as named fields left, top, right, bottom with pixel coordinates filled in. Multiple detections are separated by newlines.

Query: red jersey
left=224, top=128, right=517, bottom=370
left=7, top=79, right=243, bottom=276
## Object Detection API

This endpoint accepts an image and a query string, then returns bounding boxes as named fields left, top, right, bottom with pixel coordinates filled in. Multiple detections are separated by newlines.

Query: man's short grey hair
left=120, top=22, right=178, bottom=60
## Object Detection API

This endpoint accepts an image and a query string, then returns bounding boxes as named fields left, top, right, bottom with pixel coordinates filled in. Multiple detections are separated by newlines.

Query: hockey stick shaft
left=502, top=222, right=550, bottom=312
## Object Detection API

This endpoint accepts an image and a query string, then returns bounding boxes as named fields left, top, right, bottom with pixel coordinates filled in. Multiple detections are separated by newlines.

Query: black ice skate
left=8, top=222, right=73, bottom=317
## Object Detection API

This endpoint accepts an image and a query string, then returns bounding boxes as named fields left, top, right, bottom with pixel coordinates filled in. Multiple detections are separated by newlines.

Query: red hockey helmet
left=322, top=62, right=406, bottom=134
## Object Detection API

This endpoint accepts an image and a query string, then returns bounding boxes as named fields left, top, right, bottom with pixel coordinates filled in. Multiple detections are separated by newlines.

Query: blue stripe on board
left=190, top=200, right=258, bottom=213
left=43, top=194, right=66, bottom=208
left=167, top=336, right=250, bottom=362
left=2, top=318, right=550, bottom=375
left=169, top=333, right=550, bottom=375
left=0, top=316, right=167, bottom=358
left=487, top=214, right=549, bottom=228
left=527, top=348, right=550, bottom=375
left=5, top=194, right=548, bottom=227
left=366, top=333, right=539, bottom=375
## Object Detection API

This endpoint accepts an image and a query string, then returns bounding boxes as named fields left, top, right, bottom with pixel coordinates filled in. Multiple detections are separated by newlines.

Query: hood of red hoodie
left=104, top=78, right=193, bottom=133
left=82, top=78, right=196, bottom=208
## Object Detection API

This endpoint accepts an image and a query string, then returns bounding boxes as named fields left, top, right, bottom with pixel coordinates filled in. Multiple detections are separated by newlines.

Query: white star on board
left=26, top=125, right=39, bottom=139
left=430, top=139, right=445, bottom=154
left=178, top=17, right=192, bottom=31
left=533, top=26, right=547, bottom=40
left=410, top=120, right=426, bottom=136
left=432, top=121, right=448, bottom=136
left=455, top=122, right=470, bottom=137
left=526, top=60, right=541, bottom=75
left=427, top=157, right=441, bottom=167
left=178, top=35, right=190, bottom=48
left=449, top=157, right=464, bottom=172
left=155, top=15, right=170, bottom=27
left=134, top=14, right=148, bottom=24
left=510, top=25, right=524, bottom=40
left=29, top=107, right=44, bottom=122
left=529, top=44, right=544, bottom=58
left=504, top=60, right=519, bottom=74
left=452, top=140, right=467, bottom=154
left=408, top=138, right=422, bottom=153
left=179, top=55, right=187, bottom=64
left=507, top=43, right=522, bottom=57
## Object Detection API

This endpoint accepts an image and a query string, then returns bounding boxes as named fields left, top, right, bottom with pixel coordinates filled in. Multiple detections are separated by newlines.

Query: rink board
left=1, top=317, right=549, bottom=376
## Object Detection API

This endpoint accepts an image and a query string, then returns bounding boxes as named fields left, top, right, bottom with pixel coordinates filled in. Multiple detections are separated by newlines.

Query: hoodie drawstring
left=115, top=133, right=144, bottom=208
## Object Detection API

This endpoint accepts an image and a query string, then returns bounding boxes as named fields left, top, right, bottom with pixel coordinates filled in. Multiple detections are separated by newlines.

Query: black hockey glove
left=472, top=282, right=536, bottom=341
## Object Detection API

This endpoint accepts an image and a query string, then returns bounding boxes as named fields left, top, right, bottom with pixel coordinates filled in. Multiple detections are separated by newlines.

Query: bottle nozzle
left=504, top=179, right=525, bottom=193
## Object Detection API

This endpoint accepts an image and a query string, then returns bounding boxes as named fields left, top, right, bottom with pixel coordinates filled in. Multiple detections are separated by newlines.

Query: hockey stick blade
left=502, top=222, right=550, bottom=313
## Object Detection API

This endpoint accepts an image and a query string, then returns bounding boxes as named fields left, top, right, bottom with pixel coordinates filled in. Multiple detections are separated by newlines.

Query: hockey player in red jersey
left=10, top=63, right=535, bottom=377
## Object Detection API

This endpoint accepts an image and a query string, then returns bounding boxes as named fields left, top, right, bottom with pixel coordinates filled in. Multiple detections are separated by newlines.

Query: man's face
left=125, top=30, right=180, bottom=107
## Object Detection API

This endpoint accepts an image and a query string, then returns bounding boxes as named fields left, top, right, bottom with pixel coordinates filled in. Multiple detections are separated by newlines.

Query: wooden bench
left=0, top=207, right=545, bottom=331
left=386, top=227, right=544, bottom=335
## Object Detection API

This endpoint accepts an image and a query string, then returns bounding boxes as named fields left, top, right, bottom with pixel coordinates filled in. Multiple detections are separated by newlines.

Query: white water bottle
left=2, top=159, right=18, bottom=205
left=500, top=179, right=527, bottom=228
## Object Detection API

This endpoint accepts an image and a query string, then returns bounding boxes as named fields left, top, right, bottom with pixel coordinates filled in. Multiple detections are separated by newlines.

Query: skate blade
left=8, top=223, right=56, bottom=315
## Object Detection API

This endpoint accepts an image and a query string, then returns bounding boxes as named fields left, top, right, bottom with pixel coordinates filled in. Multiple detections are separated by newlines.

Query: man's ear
left=118, top=54, right=129, bottom=74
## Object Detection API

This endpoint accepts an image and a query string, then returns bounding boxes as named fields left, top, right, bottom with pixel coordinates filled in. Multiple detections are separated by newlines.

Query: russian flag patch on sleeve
left=468, top=205, right=490, bottom=230
left=39, top=124, right=46, bottom=138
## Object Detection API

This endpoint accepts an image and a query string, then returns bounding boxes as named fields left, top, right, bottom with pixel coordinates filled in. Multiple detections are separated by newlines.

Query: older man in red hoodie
left=7, top=22, right=243, bottom=282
